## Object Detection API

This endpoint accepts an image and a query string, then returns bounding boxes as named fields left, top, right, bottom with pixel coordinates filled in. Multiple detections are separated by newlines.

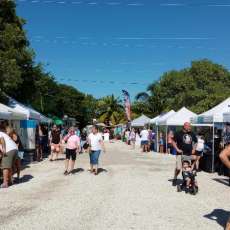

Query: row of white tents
left=131, top=97, right=230, bottom=173
left=0, top=97, right=51, bottom=123
left=131, top=107, right=197, bottom=128
left=0, top=98, right=52, bottom=150
left=131, top=97, right=230, bottom=127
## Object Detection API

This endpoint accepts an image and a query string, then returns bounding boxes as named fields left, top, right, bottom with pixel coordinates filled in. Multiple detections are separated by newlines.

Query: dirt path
left=0, top=141, right=229, bottom=230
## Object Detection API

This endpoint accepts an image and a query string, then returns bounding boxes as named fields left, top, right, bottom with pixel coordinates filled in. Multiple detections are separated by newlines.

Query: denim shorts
left=89, top=150, right=101, bottom=165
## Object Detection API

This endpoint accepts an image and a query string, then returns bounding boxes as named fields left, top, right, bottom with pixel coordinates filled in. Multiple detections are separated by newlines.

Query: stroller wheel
left=191, top=186, right=198, bottom=195
left=177, top=185, right=182, bottom=192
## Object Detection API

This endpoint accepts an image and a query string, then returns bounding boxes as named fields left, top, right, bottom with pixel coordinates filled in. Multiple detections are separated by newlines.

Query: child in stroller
left=177, top=159, right=199, bottom=195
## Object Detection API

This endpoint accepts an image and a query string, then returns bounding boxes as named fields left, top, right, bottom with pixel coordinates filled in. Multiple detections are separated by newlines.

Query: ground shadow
left=168, top=178, right=183, bottom=185
left=97, top=168, right=108, bottom=174
left=71, top=168, right=84, bottom=174
left=213, top=178, right=230, bottom=187
left=18, top=174, right=34, bottom=184
left=204, top=209, right=230, bottom=228
left=54, top=158, right=65, bottom=161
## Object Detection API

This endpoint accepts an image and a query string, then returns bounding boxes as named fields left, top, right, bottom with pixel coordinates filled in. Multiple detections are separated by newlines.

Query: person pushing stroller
left=171, top=122, right=198, bottom=186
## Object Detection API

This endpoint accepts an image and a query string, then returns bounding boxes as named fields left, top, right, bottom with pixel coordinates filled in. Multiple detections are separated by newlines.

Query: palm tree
left=96, top=94, right=125, bottom=125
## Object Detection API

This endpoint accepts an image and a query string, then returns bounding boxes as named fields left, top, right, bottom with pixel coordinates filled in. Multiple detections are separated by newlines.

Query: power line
left=58, top=78, right=149, bottom=86
left=14, top=0, right=230, bottom=8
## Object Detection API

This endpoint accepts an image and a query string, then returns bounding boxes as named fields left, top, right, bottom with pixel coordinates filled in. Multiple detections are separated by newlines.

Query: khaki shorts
left=176, top=155, right=192, bottom=170
left=1, top=150, right=17, bottom=169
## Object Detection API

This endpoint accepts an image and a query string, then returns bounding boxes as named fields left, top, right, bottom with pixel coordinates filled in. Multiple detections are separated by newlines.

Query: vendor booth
left=8, top=98, right=41, bottom=150
left=154, top=110, right=176, bottom=152
left=192, top=97, right=230, bottom=173
left=131, top=114, right=151, bottom=127
left=159, top=107, right=197, bottom=152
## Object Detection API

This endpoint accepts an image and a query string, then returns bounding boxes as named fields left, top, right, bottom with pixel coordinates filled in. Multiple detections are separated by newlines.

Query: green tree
left=96, top=95, right=125, bottom=125
left=135, top=60, right=230, bottom=116
left=0, top=0, right=29, bottom=98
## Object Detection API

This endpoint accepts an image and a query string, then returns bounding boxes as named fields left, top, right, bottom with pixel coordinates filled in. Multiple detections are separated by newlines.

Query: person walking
left=171, top=122, right=197, bottom=186
left=140, top=127, right=149, bottom=152
left=159, top=132, right=164, bottom=153
left=167, top=130, right=174, bottom=154
left=129, top=128, right=136, bottom=149
left=63, top=127, right=80, bottom=175
left=9, top=129, right=23, bottom=182
left=0, top=123, right=18, bottom=188
left=35, top=124, right=46, bottom=162
left=195, top=134, right=205, bottom=171
left=88, top=126, right=106, bottom=175
left=49, top=125, right=62, bottom=161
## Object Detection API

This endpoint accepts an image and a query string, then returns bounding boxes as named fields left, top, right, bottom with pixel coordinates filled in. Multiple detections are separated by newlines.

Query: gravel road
left=0, top=141, right=229, bottom=230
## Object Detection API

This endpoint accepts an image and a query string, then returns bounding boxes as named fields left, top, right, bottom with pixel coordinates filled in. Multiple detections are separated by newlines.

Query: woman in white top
left=88, top=126, right=106, bottom=175
left=195, top=134, right=205, bottom=171
left=0, top=123, right=18, bottom=188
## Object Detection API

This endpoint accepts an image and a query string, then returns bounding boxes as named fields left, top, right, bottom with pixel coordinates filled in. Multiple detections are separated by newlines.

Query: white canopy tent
left=164, top=107, right=197, bottom=126
left=0, top=104, right=12, bottom=120
left=156, top=110, right=176, bottom=125
left=8, top=98, right=41, bottom=120
left=197, top=97, right=230, bottom=123
left=131, top=114, right=151, bottom=127
left=0, top=103, right=27, bottom=120
left=192, top=98, right=230, bottom=172
left=150, top=115, right=160, bottom=124
left=152, top=110, right=175, bottom=152
left=40, top=114, right=52, bottom=124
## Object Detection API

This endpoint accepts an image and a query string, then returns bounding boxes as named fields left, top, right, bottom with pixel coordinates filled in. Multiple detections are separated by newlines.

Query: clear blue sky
left=16, top=0, right=230, bottom=99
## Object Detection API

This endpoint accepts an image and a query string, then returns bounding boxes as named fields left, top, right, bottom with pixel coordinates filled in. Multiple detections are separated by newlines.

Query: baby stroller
left=177, top=159, right=199, bottom=195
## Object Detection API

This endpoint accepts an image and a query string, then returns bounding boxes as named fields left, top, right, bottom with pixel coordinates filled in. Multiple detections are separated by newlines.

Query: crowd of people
left=122, top=122, right=230, bottom=195
left=0, top=122, right=106, bottom=188
left=0, top=119, right=229, bottom=227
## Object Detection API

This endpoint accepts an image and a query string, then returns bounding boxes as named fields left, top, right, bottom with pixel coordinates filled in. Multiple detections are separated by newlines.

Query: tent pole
left=156, top=125, right=159, bottom=152
left=166, top=126, right=168, bottom=154
left=212, top=123, right=215, bottom=173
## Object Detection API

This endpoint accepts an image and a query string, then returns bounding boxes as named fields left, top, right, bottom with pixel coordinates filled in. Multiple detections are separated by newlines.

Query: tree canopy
left=96, top=95, right=125, bottom=125
left=0, top=0, right=97, bottom=127
left=134, top=60, right=230, bottom=116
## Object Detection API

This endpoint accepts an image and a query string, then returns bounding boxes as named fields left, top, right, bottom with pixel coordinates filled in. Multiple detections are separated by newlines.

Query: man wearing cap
left=172, top=122, right=197, bottom=186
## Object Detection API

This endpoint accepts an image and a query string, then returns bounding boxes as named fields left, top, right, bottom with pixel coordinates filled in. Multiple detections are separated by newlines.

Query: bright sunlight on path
left=0, top=141, right=229, bottom=230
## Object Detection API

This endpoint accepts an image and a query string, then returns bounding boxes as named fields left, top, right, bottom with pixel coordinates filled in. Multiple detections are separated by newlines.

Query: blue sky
left=16, top=0, right=230, bottom=99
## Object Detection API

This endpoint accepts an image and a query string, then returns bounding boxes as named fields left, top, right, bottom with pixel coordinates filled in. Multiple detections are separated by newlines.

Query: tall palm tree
left=96, top=94, right=125, bottom=125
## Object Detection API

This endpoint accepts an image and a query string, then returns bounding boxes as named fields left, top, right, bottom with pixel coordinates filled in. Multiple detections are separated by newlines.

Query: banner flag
left=122, top=90, right=131, bottom=121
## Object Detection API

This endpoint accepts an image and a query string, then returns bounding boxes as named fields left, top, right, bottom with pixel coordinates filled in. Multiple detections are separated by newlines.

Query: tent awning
left=150, top=115, right=160, bottom=124
left=164, top=107, right=197, bottom=126
left=197, top=97, right=230, bottom=123
left=156, top=110, right=176, bottom=125
left=8, top=98, right=41, bottom=120
left=0, top=103, right=27, bottom=120
left=131, top=114, right=151, bottom=127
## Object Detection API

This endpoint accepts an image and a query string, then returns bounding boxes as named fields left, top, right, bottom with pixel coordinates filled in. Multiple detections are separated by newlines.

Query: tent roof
left=40, top=114, right=52, bottom=124
left=164, top=107, right=197, bottom=126
left=131, top=114, right=151, bottom=127
left=156, top=110, right=176, bottom=125
left=0, top=103, right=27, bottom=120
left=0, top=104, right=12, bottom=120
left=8, top=98, right=41, bottom=120
left=198, top=97, right=230, bottom=123
left=150, top=115, right=160, bottom=124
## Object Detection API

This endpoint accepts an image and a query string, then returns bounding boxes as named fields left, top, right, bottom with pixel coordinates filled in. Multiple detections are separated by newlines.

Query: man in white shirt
left=0, top=123, right=18, bottom=188
left=140, top=127, right=149, bottom=152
